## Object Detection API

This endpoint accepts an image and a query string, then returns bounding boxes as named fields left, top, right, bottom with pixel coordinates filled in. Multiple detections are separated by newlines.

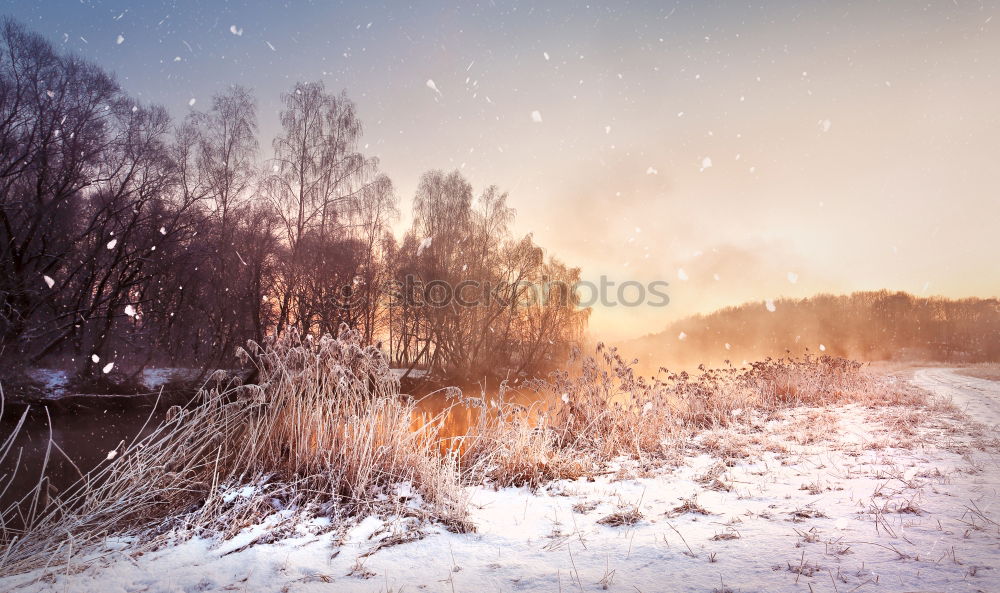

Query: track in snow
left=911, top=367, right=1000, bottom=429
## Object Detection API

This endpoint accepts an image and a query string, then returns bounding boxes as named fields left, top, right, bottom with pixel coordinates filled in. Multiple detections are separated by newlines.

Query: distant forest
left=627, top=291, right=1000, bottom=371
left=0, top=19, right=586, bottom=384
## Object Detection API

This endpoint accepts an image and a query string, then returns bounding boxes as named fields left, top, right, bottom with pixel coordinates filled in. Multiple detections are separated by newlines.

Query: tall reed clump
left=237, top=329, right=469, bottom=526
left=0, top=326, right=470, bottom=579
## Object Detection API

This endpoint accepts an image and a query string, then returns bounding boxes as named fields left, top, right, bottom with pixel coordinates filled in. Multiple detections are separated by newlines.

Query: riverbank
left=3, top=332, right=997, bottom=592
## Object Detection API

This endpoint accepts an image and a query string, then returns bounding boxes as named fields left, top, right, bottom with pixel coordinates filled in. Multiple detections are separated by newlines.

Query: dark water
left=0, top=396, right=171, bottom=518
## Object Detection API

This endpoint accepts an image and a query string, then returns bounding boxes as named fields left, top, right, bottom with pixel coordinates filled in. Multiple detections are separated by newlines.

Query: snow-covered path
left=911, top=367, right=1000, bottom=429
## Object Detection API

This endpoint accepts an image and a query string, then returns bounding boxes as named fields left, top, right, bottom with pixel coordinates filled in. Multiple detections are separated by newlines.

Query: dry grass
left=597, top=507, right=643, bottom=527
left=0, top=334, right=926, bottom=579
left=237, top=331, right=470, bottom=529
left=459, top=345, right=923, bottom=485
left=667, top=495, right=712, bottom=518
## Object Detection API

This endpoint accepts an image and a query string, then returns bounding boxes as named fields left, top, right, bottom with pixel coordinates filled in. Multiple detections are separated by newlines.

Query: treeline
left=627, top=290, right=1000, bottom=370
left=0, top=19, right=586, bottom=384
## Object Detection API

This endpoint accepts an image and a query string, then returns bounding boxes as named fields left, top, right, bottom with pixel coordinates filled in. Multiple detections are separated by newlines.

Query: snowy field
left=3, top=368, right=998, bottom=593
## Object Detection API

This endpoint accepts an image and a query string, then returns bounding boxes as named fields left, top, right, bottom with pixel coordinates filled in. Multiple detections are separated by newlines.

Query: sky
left=4, top=0, right=998, bottom=341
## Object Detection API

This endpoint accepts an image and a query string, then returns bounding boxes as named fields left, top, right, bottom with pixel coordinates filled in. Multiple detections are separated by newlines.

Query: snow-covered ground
left=388, top=367, right=429, bottom=380
left=24, top=367, right=203, bottom=398
left=912, top=367, right=1000, bottom=430
left=24, top=368, right=70, bottom=398
left=4, top=369, right=999, bottom=593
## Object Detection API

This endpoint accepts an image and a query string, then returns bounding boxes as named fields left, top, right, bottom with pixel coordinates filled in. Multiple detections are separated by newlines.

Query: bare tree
left=0, top=19, right=185, bottom=377
left=265, top=82, right=383, bottom=336
left=393, top=170, right=587, bottom=381
left=179, top=86, right=272, bottom=367
left=0, top=18, right=121, bottom=358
